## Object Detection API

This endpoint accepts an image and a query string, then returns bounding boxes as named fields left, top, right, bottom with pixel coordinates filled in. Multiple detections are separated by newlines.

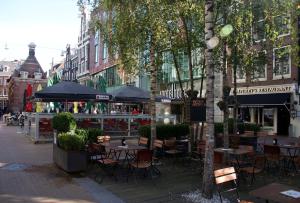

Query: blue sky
left=0, top=0, right=80, bottom=71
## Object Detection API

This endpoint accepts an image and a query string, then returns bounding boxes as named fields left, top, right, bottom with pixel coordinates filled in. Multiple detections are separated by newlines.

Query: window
left=177, top=51, right=188, bottom=80
left=20, top=71, right=28, bottom=79
left=94, top=30, right=100, bottom=63
left=4, top=66, right=7, bottom=72
left=251, top=51, right=267, bottom=81
left=0, top=78, right=2, bottom=85
left=233, top=66, right=246, bottom=83
left=252, top=0, right=265, bottom=41
left=102, top=42, right=108, bottom=63
left=274, top=15, right=290, bottom=37
left=3, top=88, right=7, bottom=96
left=34, top=72, right=42, bottom=79
left=273, top=46, right=291, bottom=79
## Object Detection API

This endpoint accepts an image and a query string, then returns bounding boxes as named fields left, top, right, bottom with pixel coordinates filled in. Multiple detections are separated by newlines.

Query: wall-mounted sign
left=96, top=95, right=110, bottom=100
left=231, top=84, right=294, bottom=95
left=190, top=98, right=206, bottom=122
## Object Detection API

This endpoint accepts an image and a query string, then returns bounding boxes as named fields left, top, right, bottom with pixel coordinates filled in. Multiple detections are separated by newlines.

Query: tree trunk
left=199, top=57, right=205, bottom=140
left=149, top=38, right=157, bottom=150
left=223, top=46, right=229, bottom=149
left=170, top=48, right=185, bottom=103
left=233, top=47, right=238, bottom=136
left=202, top=0, right=215, bottom=199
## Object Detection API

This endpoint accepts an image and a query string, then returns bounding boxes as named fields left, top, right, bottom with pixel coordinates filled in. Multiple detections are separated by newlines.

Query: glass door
left=263, top=108, right=274, bottom=131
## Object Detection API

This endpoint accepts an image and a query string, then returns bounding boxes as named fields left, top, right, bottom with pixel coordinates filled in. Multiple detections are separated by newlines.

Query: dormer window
left=20, top=71, right=28, bottom=79
left=34, top=72, right=42, bottom=79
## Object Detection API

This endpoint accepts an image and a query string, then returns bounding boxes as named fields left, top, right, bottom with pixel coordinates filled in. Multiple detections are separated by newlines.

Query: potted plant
left=52, top=112, right=87, bottom=172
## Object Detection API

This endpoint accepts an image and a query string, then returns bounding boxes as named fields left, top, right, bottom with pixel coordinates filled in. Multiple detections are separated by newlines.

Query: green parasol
left=97, top=76, right=107, bottom=112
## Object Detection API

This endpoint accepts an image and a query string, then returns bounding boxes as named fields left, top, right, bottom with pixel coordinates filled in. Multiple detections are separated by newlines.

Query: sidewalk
left=0, top=123, right=124, bottom=203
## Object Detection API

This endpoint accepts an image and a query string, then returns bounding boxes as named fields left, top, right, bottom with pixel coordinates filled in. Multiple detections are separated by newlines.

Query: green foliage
left=214, top=118, right=245, bottom=134
left=52, top=112, right=76, bottom=133
left=58, top=132, right=85, bottom=151
left=244, top=123, right=261, bottom=132
left=75, top=128, right=88, bottom=144
left=87, top=128, right=103, bottom=143
left=138, top=124, right=190, bottom=140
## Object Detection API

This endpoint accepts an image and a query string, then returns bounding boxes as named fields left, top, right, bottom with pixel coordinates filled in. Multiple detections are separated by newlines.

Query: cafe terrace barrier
left=24, top=113, right=176, bottom=143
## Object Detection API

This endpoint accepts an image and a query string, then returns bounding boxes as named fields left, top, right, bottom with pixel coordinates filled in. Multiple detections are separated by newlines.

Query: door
left=277, top=106, right=290, bottom=136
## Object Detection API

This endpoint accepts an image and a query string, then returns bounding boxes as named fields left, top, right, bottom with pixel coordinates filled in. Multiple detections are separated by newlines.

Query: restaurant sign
left=231, top=84, right=294, bottom=95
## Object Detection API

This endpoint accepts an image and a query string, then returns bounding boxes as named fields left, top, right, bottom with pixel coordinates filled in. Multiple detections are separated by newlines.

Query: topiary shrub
left=58, top=132, right=85, bottom=151
left=87, top=128, right=103, bottom=143
left=52, top=112, right=76, bottom=133
left=75, top=128, right=88, bottom=144
left=244, top=123, right=260, bottom=132
left=138, top=124, right=190, bottom=140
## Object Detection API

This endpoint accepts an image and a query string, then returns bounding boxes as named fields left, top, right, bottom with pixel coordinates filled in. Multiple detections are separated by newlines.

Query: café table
left=214, top=148, right=253, bottom=169
left=249, top=182, right=300, bottom=203
left=100, top=142, right=147, bottom=164
left=278, top=144, right=300, bottom=174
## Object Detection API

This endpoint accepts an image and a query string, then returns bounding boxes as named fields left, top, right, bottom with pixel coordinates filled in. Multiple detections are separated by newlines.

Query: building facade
left=7, top=43, right=47, bottom=112
left=0, top=60, right=21, bottom=113
left=77, top=5, right=91, bottom=85
left=227, top=10, right=298, bottom=136
left=63, top=44, right=78, bottom=81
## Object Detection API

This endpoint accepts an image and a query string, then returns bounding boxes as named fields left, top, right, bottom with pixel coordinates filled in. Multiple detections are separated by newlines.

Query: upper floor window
left=273, top=46, right=291, bottom=79
left=274, top=15, right=290, bottom=37
left=102, top=42, right=108, bottom=63
left=252, top=0, right=265, bottom=41
left=233, top=66, right=246, bottom=83
left=95, top=30, right=100, bottom=64
left=3, top=88, right=7, bottom=96
left=251, top=51, right=267, bottom=81
left=34, top=72, right=42, bottom=79
left=20, top=71, right=28, bottom=79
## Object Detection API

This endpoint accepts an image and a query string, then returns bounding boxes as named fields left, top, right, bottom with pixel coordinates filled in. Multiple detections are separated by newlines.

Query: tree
left=89, top=0, right=172, bottom=149
left=202, top=0, right=215, bottom=199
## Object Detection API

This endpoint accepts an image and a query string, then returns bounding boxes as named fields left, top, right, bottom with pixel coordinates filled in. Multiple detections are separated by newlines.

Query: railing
left=25, top=113, right=176, bottom=143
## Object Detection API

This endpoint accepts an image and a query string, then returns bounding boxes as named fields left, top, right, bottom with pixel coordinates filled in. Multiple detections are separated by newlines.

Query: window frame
left=251, top=50, right=267, bottom=81
left=273, top=46, right=291, bottom=80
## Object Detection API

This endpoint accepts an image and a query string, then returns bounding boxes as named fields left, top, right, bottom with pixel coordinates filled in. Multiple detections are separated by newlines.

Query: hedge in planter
left=138, top=124, right=190, bottom=140
left=53, top=132, right=87, bottom=172
left=52, top=112, right=77, bottom=133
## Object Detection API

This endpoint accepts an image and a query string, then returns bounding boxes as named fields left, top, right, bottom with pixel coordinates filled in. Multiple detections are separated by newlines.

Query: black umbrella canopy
left=34, top=81, right=111, bottom=102
left=110, top=85, right=171, bottom=103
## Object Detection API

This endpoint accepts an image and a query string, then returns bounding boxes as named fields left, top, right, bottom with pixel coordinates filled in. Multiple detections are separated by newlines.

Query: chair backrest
left=136, top=149, right=153, bottom=162
left=264, top=144, right=280, bottom=155
left=164, top=139, right=176, bottom=149
left=153, top=139, right=163, bottom=149
left=239, top=145, right=254, bottom=152
left=214, top=167, right=240, bottom=202
left=214, top=167, right=237, bottom=184
left=139, top=136, right=149, bottom=146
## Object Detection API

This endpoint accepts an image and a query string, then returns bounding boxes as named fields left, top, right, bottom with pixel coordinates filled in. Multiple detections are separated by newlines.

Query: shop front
left=231, top=84, right=294, bottom=136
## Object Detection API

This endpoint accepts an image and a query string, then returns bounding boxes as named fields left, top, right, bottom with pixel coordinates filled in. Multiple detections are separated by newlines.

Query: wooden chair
left=138, top=136, right=149, bottom=147
left=97, top=135, right=111, bottom=143
left=86, top=143, right=102, bottom=163
left=96, top=145, right=119, bottom=183
left=152, top=139, right=163, bottom=175
left=128, top=149, right=153, bottom=181
left=264, top=145, right=283, bottom=172
left=214, top=167, right=253, bottom=203
left=214, top=151, right=224, bottom=170
left=239, top=155, right=264, bottom=184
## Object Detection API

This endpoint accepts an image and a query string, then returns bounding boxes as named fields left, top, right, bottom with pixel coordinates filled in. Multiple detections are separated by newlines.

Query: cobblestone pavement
left=0, top=123, right=123, bottom=203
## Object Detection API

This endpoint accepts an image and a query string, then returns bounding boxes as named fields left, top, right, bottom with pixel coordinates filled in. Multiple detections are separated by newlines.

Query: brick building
left=0, top=60, right=21, bottom=113
left=8, top=43, right=47, bottom=113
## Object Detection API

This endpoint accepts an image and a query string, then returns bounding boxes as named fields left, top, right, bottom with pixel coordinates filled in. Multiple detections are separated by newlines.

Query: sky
left=0, top=0, right=80, bottom=72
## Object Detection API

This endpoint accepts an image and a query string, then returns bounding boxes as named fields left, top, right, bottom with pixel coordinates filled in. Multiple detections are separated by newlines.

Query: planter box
left=53, top=143, right=87, bottom=172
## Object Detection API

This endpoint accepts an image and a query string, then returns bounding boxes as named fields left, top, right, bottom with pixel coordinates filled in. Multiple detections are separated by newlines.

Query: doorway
left=277, top=106, right=290, bottom=136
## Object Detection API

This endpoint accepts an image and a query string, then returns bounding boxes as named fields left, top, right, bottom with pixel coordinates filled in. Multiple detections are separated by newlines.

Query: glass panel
left=274, top=47, right=290, bottom=76
left=263, top=109, right=274, bottom=127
